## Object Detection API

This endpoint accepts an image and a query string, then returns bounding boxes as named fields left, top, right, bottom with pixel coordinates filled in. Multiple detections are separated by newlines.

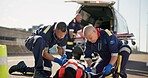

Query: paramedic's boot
left=113, top=72, right=127, bottom=78
left=119, top=72, right=127, bottom=78
left=33, top=70, right=49, bottom=78
left=9, top=61, right=27, bottom=74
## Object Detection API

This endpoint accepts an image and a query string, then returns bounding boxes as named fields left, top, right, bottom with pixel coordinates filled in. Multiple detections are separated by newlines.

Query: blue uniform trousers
left=95, top=45, right=131, bottom=77
left=32, top=37, right=52, bottom=76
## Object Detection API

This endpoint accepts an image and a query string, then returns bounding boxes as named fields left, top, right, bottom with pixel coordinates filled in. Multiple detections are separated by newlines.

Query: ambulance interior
left=79, top=6, right=113, bottom=30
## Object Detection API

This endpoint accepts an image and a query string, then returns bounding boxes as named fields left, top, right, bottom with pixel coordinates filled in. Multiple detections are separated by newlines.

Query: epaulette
left=104, top=29, right=112, bottom=36
left=73, top=19, right=76, bottom=23
left=43, top=25, right=51, bottom=34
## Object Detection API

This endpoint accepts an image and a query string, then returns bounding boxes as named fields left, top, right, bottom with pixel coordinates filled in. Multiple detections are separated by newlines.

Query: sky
left=0, top=0, right=148, bottom=52
left=0, top=0, right=79, bottom=29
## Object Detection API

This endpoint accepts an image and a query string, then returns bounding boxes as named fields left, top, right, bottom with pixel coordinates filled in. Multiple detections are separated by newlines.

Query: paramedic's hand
left=54, top=58, right=62, bottom=66
left=103, top=64, right=112, bottom=75
left=61, top=54, right=67, bottom=65
left=86, top=67, right=91, bottom=72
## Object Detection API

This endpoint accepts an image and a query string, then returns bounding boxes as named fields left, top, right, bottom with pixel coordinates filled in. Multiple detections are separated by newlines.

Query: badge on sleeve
left=110, top=40, right=115, bottom=45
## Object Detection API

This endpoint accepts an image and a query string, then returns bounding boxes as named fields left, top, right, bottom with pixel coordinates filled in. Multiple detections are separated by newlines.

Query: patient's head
left=53, top=59, right=85, bottom=78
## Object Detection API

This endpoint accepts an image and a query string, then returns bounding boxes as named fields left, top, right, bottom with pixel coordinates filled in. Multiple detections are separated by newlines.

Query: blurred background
left=0, top=0, right=148, bottom=53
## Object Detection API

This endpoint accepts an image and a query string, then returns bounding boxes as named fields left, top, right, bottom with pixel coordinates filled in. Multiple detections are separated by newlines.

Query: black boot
left=23, top=67, right=34, bottom=76
left=9, top=61, right=27, bottom=74
left=119, top=72, right=127, bottom=78
left=44, top=70, right=52, bottom=77
left=33, top=70, right=49, bottom=78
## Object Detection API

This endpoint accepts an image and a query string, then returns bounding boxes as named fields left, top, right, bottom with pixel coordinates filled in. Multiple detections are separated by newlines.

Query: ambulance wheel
left=124, top=40, right=128, bottom=44
left=131, top=41, right=136, bottom=45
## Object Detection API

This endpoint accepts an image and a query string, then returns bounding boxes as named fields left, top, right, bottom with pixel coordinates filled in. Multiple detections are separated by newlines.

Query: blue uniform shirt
left=67, top=19, right=82, bottom=39
left=84, top=29, right=123, bottom=61
left=67, top=19, right=81, bottom=33
left=32, top=25, right=67, bottom=48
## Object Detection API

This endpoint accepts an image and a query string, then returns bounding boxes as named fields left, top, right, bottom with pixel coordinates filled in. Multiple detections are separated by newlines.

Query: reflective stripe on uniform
left=69, top=29, right=74, bottom=31
left=44, top=67, right=51, bottom=72
left=25, top=72, right=34, bottom=75
left=65, top=49, right=72, bottom=52
left=106, top=74, right=113, bottom=77
left=119, top=47, right=131, bottom=54
left=33, top=35, right=41, bottom=44
left=117, top=55, right=122, bottom=73
left=111, top=53, right=118, bottom=56
left=43, top=25, right=50, bottom=34
left=67, top=42, right=73, bottom=45
left=105, top=29, right=112, bottom=36
left=73, top=19, right=76, bottom=23
left=42, top=47, right=48, bottom=56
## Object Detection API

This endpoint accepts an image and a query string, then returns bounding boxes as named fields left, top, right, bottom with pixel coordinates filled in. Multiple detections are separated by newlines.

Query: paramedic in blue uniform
left=25, top=22, right=67, bottom=78
left=66, top=14, right=83, bottom=59
left=83, top=25, right=132, bottom=78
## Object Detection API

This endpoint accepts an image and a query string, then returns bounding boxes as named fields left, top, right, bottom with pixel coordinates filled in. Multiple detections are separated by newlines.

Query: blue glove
left=61, top=54, right=67, bottom=65
left=86, top=67, right=91, bottom=72
left=54, top=58, right=62, bottom=66
left=103, top=64, right=112, bottom=75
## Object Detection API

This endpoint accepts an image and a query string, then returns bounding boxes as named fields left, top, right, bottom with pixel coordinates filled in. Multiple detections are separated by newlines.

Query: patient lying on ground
left=53, top=59, right=93, bottom=78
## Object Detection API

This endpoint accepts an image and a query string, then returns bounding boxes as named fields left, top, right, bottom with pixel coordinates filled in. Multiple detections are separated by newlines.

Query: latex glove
left=61, top=54, right=67, bottom=65
left=103, top=64, right=112, bottom=75
left=54, top=58, right=62, bottom=66
left=86, top=67, right=91, bottom=72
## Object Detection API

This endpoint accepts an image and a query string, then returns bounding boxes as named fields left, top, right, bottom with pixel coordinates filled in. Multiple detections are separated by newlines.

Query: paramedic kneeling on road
left=25, top=22, right=67, bottom=78
left=83, top=25, right=132, bottom=78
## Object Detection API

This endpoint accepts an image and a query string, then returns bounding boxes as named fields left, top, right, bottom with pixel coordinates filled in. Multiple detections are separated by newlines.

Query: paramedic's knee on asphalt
left=24, top=22, right=67, bottom=78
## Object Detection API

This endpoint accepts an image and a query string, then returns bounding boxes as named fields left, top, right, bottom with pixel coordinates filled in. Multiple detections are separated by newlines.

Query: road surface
left=8, top=53, right=148, bottom=78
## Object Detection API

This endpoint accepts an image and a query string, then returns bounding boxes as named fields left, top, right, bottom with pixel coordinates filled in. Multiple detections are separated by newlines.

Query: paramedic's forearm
left=57, top=46, right=66, bottom=56
left=43, top=51, right=54, bottom=61
left=57, top=47, right=63, bottom=56
left=109, top=56, right=118, bottom=66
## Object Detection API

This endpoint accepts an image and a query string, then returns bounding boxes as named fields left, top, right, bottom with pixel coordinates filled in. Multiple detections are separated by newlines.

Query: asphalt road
left=8, top=53, right=148, bottom=78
